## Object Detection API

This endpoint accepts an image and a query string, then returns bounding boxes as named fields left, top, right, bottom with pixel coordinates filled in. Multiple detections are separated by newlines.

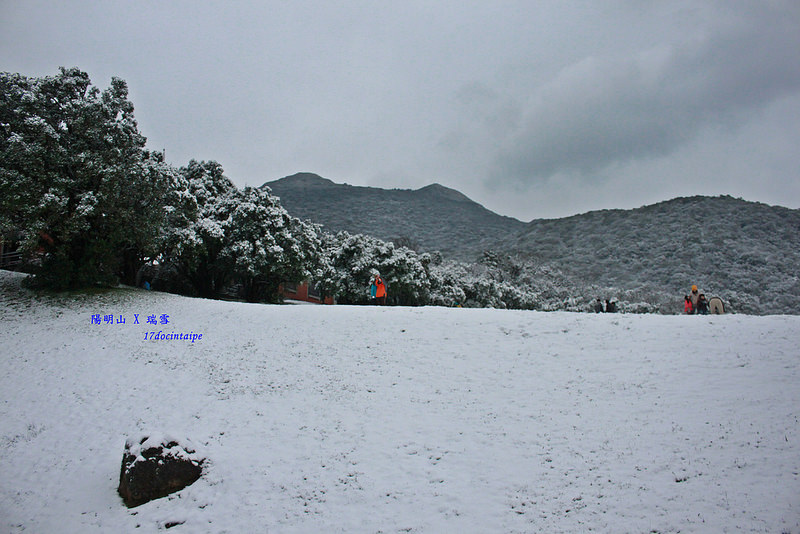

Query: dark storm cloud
left=492, top=3, right=800, bottom=183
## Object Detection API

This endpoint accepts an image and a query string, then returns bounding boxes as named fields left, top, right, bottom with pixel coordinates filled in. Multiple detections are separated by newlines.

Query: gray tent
left=708, top=297, right=725, bottom=314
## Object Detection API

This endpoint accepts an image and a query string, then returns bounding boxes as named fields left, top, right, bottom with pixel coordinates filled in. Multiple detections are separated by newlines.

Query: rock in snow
left=118, top=433, right=204, bottom=508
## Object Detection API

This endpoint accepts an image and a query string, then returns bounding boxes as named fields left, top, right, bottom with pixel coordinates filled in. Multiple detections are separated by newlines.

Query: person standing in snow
left=696, top=294, right=709, bottom=315
left=684, top=295, right=694, bottom=314
left=593, top=298, right=604, bottom=313
left=370, top=273, right=387, bottom=305
left=605, top=299, right=617, bottom=313
left=688, top=285, right=700, bottom=314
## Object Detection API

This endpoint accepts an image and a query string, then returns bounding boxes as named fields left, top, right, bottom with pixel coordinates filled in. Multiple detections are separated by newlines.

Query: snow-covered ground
left=1, top=269, right=798, bottom=533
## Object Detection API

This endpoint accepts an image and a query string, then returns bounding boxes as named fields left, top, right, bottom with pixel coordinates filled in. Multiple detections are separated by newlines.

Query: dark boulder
left=118, top=433, right=204, bottom=508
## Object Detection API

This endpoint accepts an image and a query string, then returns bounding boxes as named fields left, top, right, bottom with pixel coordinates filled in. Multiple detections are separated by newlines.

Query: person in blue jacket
left=369, top=272, right=387, bottom=305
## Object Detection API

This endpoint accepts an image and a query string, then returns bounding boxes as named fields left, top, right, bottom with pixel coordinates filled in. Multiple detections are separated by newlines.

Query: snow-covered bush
left=321, top=232, right=432, bottom=305
left=222, top=186, right=322, bottom=302
left=427, top=261, right=467, bottom=307
left=158, top=163, right=323, bottom=302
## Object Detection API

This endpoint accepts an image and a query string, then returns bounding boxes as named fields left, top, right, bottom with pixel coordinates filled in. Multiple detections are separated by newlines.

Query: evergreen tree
left=0, top=67, right=173, bottom=288
left=160, top=167, right=323, bottom=302
left=117, top=151, right=183, bottom=286
left=160, top=160, right=238, bottom=298
left=222, top=186, right=322, bottom=303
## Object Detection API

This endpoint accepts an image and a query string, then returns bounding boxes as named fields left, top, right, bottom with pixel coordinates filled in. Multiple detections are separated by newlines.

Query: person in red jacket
left=373, top=274, right=387, bottom=305
left=684, top=295, right=694, bottom=314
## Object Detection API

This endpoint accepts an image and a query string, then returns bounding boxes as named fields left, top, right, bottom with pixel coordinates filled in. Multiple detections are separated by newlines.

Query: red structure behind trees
left=279, top=281, right=335, bottom=305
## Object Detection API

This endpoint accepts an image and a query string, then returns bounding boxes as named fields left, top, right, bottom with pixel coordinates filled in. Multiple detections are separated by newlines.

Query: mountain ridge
left=261, top=173, right=800, bottom=314
left=262, top=173, right=525, bottom=257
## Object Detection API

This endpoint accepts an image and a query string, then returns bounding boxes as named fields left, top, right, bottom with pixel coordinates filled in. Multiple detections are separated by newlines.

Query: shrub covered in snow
left=318, top=232, right=431, bottom=305
left=157, top=163, right=323, bottom=302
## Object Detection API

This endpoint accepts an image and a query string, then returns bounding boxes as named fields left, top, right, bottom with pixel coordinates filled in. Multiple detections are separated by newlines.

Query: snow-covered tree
left=117, top=152, right=184, bottom=286
left=0, top=67, right=174, bottom=288
left=311, top=232, right=340, bottom=302
left=382, top=249, right=431, bottom=305
left=427, top=260, right=467, bottom=307
left=221, top=186, right=322, bottom=302
left=323, top=232, right=432, bottom=305
left=160, top=160, right=238, bottom=298
left=159, top=166, right=324, bottom=302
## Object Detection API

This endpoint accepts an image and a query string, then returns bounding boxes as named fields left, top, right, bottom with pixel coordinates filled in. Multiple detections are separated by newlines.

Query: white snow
left=123, top=433, right=202, bottom=466
left=0, top=269, right=798, bottom=533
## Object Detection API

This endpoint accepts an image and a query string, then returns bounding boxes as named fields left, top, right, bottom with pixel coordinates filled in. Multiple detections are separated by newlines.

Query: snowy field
left=1, top=270, right=798, bottom=533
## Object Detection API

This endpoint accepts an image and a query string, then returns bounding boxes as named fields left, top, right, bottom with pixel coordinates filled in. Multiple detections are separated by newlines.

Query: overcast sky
left=2, top=1, right=799, bottom=220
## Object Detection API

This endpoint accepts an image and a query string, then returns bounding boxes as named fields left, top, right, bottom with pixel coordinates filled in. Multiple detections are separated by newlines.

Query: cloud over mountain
left=490, top=2, right=800, bottom=185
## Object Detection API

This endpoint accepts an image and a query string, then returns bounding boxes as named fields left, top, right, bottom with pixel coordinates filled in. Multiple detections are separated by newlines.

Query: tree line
left=2, top=67, right=659, bottom=311
left=0, top=68, right=455, bottom=306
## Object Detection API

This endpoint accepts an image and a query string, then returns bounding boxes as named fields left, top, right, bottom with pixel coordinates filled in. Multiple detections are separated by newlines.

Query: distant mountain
left=501, top=195, right=800, bottom=314
left=262, top=173, right=525, bottom=257
left=262, top=174, right=800, bottom=314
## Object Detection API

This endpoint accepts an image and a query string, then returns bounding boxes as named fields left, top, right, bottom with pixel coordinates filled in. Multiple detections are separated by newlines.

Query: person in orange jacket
left=370, top=273, right=387, bottom=305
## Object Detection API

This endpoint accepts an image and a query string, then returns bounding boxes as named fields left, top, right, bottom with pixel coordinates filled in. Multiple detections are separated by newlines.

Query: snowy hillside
left=504, top=195, right=800, bottom=315
left=1, top=269, right=799, bottom=533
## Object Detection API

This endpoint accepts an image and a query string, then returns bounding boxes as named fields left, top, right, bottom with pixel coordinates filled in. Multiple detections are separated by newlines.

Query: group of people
left=367, top=273, right=721, bottom=314
left=369, top=273, right=387, bottom=305
left=593, top=298, right=617, bottom=313
left=684, top=284, right=709, bottom=314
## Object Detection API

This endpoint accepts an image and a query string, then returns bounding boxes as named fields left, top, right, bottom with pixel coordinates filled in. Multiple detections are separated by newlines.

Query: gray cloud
left=491, top=3, right=800, bottom=184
